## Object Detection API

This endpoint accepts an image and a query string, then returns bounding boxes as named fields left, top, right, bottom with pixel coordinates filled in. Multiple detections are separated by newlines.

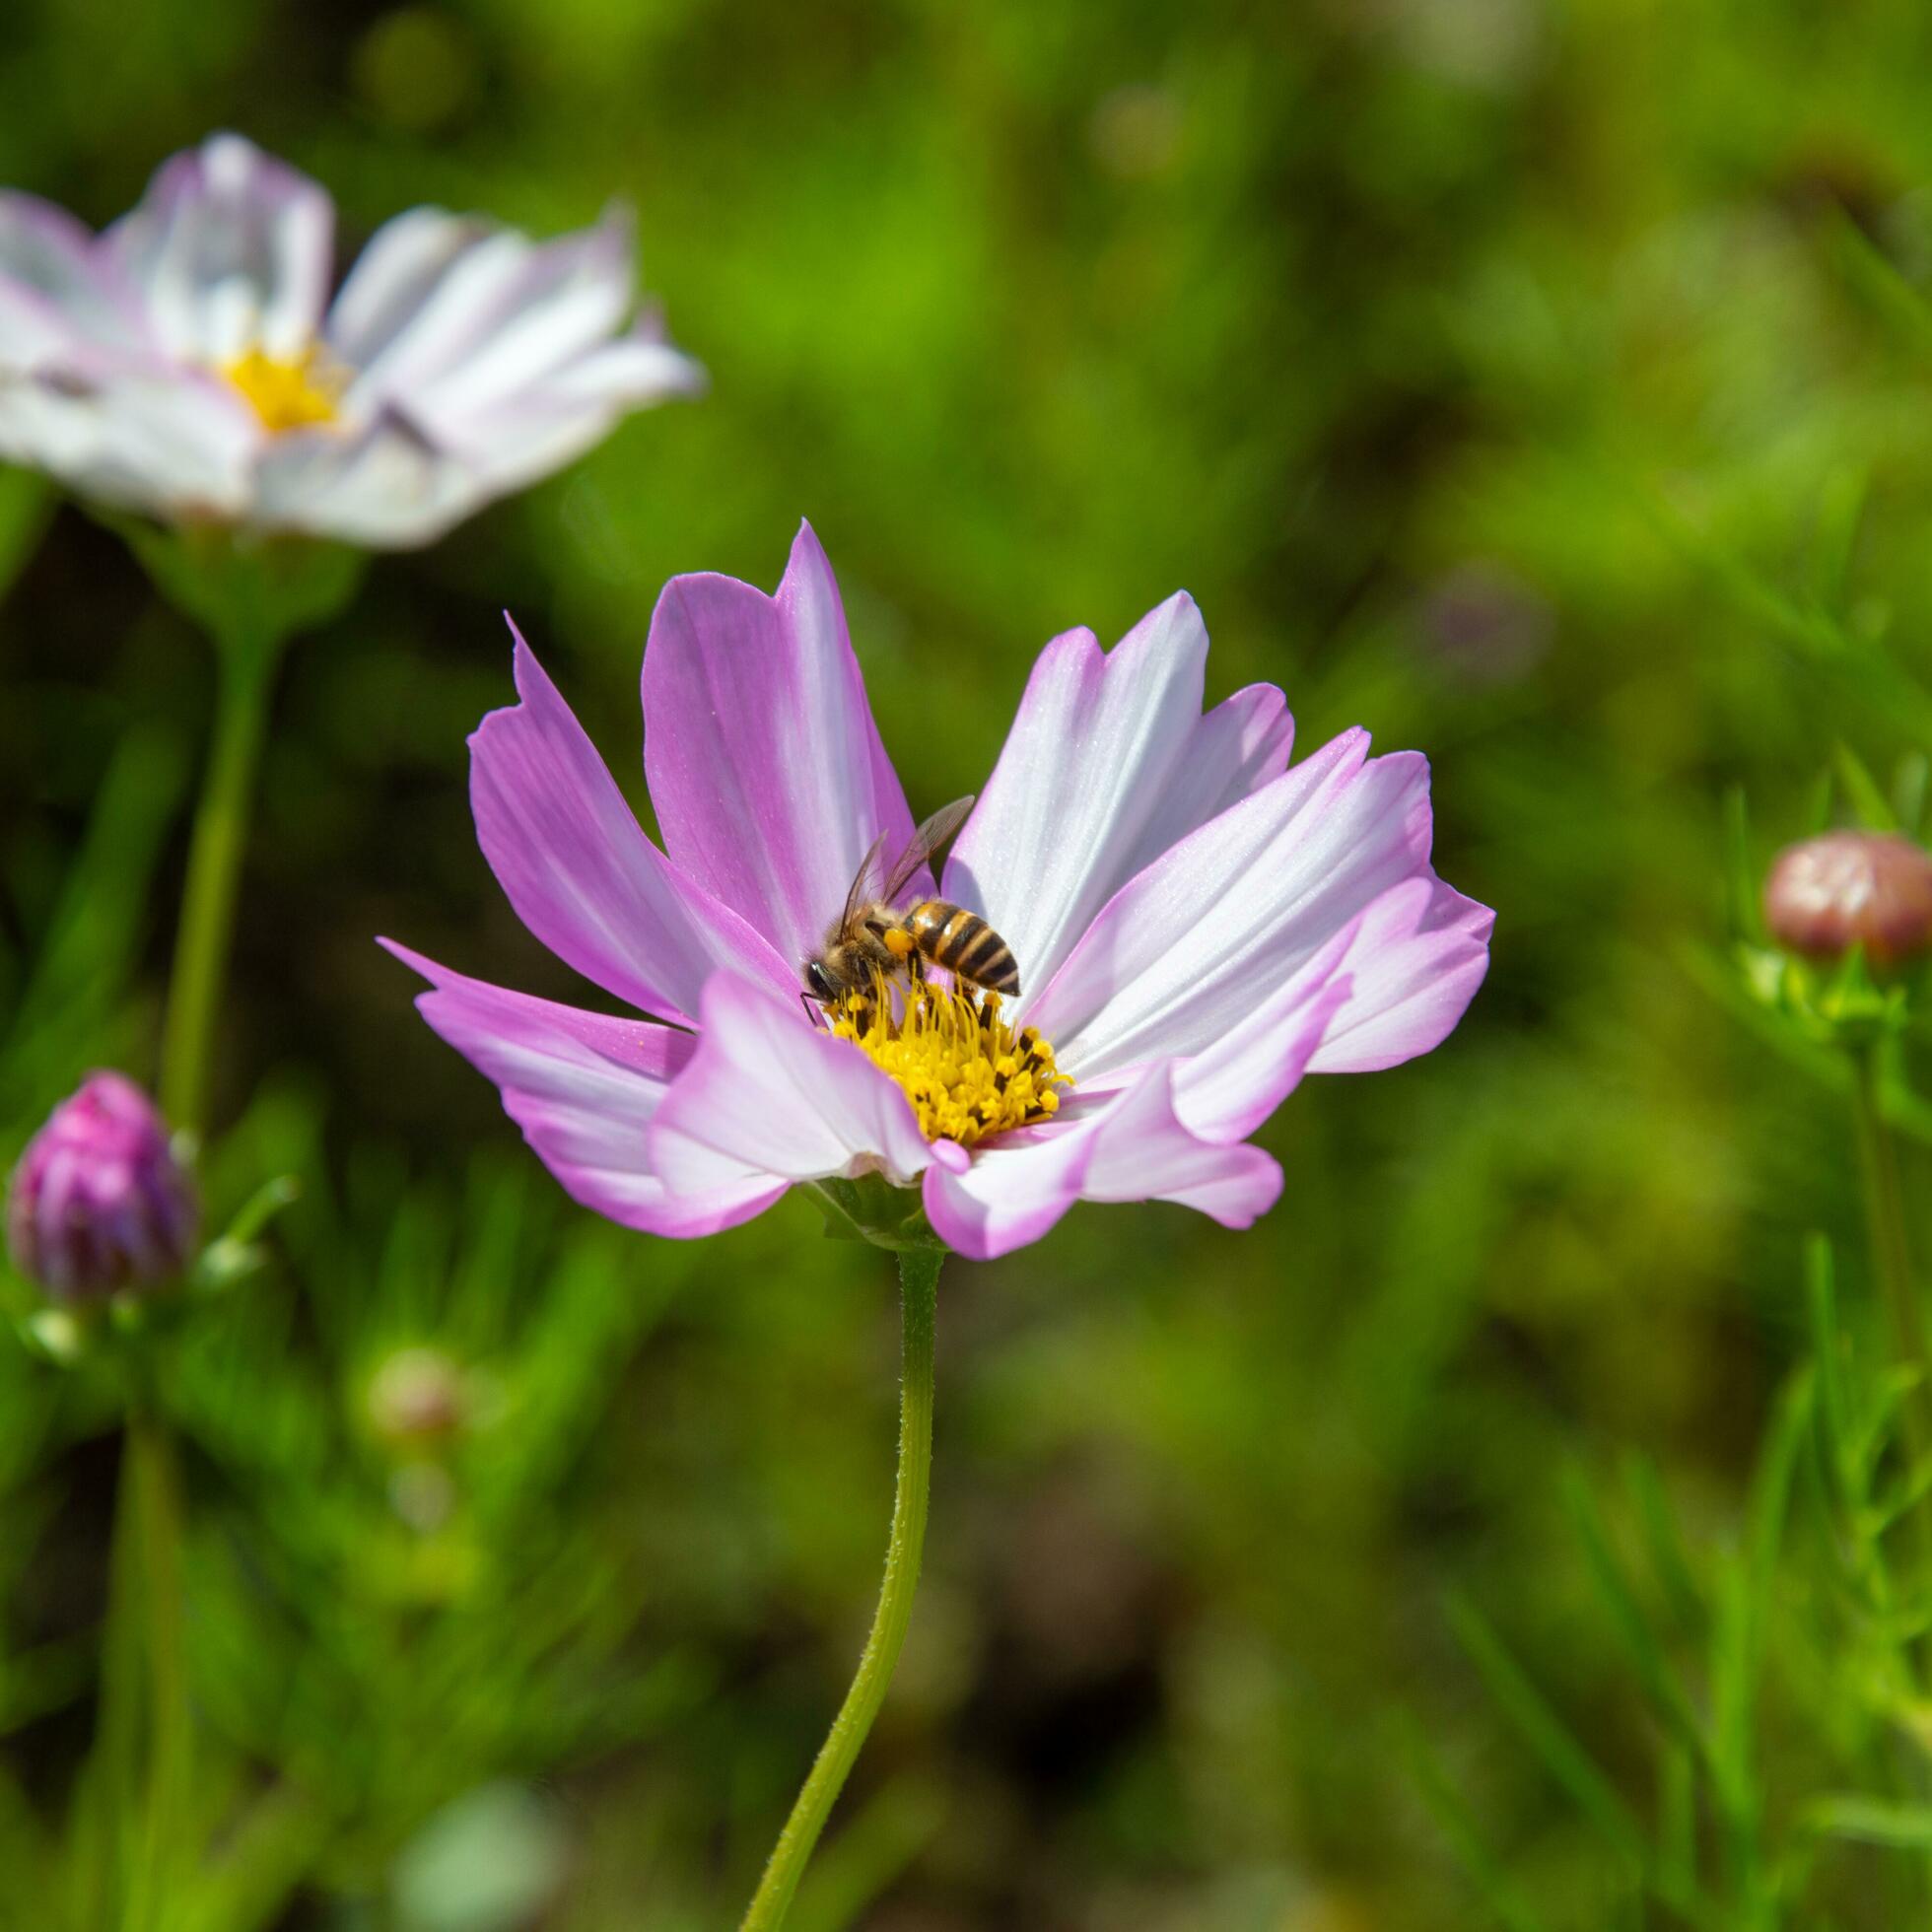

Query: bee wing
left=880, top=795, right=976, bottom=905
left=840, top=829, right=893, bottom=932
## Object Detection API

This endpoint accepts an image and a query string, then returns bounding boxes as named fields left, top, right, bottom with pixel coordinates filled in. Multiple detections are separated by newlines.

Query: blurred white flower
left=0, top=133, right=703, bottom=547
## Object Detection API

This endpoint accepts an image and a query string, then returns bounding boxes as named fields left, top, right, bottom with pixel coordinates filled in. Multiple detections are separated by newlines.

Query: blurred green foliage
left=14, top=0, right=1932, bottom=1925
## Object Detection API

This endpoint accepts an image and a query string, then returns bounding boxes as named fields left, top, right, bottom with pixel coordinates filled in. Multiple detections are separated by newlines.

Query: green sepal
left=98, top=514, right=366, bottom=655
left=19, top=1306, right=92, bottom=1367
left=806, top=1176, right=947, bottom=1253
left=190, top=1171, right=302, bottom=1296
left=1734, top=938, right=1919, bottom=1052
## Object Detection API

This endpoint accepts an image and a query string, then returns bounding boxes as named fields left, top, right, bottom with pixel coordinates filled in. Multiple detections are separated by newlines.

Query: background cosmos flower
left=384, top=524, right=1493, bottom=1260
left=0, top=132, right=702, bottom=547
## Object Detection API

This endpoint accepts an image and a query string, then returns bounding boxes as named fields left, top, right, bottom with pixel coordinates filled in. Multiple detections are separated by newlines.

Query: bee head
left=803, top=958, right=841, bottom=1003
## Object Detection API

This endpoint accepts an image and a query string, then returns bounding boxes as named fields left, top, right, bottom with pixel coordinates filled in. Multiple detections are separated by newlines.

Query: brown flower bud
left=1763, top=830, right=1932, bottom=967
left=366, top=1346, right=469, bottom=1448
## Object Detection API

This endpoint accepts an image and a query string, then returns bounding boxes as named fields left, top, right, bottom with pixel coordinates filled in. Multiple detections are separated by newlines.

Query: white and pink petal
left=335, top=209, right=644, bottom=428
left=467, top=629, right=795, bottom=1026
left=431, top=329, right=706, bottom=500
left=642, top=523, right=918, bottom=968
left=1167, top=926, right=1357, bottom=1142
left=1028, top=728, right=1437, bottom=1078
left=249, top=404, right=482, bottom=546
left=918, top=1126, right=1091, bottom=1260
left=921, top=1061, right=1285, bottom=1262
left=326, top=207, right=499, bottom=378
left=0, top=194, right=150, bottom=361
left=105, top=133, right=333, bottom=365
left=381, top=942, right=784, bottom=1238
left=405, top=212, right=639, bottom=424
left=0, top=358, right=257, bottom=520
left=1304, top=871, right=1493, bottom=1074
left=648, top=973, right=933, bottom=1200
left=1078, top=1065, right=1284, bottom=1229
left=944, top=594, right=1293, bottom=1000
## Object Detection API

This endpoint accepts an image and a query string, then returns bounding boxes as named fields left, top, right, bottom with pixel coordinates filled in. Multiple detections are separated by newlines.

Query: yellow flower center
left=832, top=977, right=1070, bottom=1147
left=222, top=345, right=345, bottom=433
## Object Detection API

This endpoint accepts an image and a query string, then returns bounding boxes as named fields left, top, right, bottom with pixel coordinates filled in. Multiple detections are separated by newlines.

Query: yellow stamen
left=832, top=974, right=1070, bottom=1147
left=222, top=344, right=345, bottom=433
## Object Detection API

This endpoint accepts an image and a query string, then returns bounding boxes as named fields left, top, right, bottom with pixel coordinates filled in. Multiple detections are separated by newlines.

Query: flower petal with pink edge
left=0, top=359, right=255, bottom=519
left=438, top=328, right=706, bottom=500
left=1028, top=729, right=1441, bottom=1078
left=1169, top=926, right=1357, bottom=1141
left=325, top=208, right=494, bottom=374
left=1304, top=871, right=1493, bottom=1073
left=642, top=523, right=918, bottom=968
left=469, top=626, right=795, bottom=1025
left=105, top=133, right=332, bottom=364
left=1080, top=1065, right=1284, bottom=1226
left=250, top=405, right=481, bottom=546
left=917, top=1127, right=1091, bottom=1260
left=407, top=213, right=638, bottom=423
left=0, top=195, right=150, bottom=360
left=944, top=593, right=1293, bottom=1000
left=381, top=941, right=784, bottom=1237
left=921, top=1063, right=1284, bottom=1261
left=334, top=210, right=643, bottom=427
left=648, top=973, right=932, bottom=1200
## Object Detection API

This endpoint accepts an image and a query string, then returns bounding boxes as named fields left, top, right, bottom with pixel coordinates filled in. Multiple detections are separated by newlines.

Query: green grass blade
left=1445, top=1592, right=1649, bottom=1873
left=1832, top=742, right=1896, bottom=831
left=1562, top=1470, right=1710, bottom=1759
left=1804, top=1795, right=1932, bottom=1851
left=1623, top=1453, right=1706, bottom=1642
left=1401, top=1711, right=1557, bottom=1932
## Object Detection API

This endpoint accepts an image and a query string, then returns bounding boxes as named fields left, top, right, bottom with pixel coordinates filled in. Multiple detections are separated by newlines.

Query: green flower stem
left=120, top=1391, right=191, bottom=1930
left=739, top=1242, right=942, bottom=1932
left=1851, top=1045, right=1932, bottom=1600
left=159, top=612, right=283, bottom=1141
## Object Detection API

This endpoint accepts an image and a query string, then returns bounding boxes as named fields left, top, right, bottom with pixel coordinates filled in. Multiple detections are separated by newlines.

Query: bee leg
left=798, top=991, right=829, bottom=1031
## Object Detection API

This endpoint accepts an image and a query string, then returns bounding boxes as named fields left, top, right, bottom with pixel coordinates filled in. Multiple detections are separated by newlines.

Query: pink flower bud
left=1763, top=831, right=1932, bottom=968
left=6, top=1073, right=198, bottom=1301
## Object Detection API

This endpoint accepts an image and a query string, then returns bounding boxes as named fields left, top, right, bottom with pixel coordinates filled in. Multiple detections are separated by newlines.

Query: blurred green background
left=10, top=0, right=1932, bottom=1925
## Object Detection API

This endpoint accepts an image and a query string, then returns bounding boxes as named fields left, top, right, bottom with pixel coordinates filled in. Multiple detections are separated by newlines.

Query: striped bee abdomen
left=904, top=900, right=1021, bottom=998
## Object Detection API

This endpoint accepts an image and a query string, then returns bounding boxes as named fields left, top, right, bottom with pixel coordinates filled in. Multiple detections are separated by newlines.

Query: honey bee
left=802, top=795, right=1020, bottom=1011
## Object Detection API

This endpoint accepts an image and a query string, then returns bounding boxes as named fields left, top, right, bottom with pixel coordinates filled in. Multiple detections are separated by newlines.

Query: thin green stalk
left=160, top=617, right=282, bottom=1140
left=1852, top=1045, right=1932, bottom=1618
left=740, top=1243, right=942, bottom=1932
left=121, top=1394, right=191, bottom=1931
left=86, top=1415, right=149, bottom=1930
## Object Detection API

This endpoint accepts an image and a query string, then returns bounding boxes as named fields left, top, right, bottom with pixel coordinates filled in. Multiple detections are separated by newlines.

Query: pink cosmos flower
left=383, top=525, right=1492, bottom=1261
left=0, top=132, right=701, bottom=547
